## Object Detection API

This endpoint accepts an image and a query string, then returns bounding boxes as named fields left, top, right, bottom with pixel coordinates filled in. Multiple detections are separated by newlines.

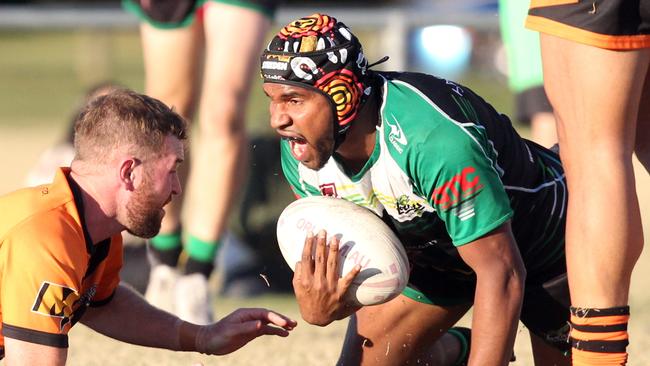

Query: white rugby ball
left=276, top=196, right=409, bottom=306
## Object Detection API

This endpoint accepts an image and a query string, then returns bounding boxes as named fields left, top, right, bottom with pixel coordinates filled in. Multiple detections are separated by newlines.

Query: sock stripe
left=446, top=327, right=470, bottom=366
left=572, top=348, right=628, bottom=366
left=186, top=235, right=221, bottom=263
left=150, top=232, right=183, bottom=251
left=570, top=306, right=629, bottom=318
left=571, top=338, right=629, bottom=353
left=570, top=328, right=628, bottom=342
left=571, top=314, right=629, bottom=327
left=571, top=323, right=628, bottom=333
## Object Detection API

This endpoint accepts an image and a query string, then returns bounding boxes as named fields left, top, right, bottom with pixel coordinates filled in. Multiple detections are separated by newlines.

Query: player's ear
left=118, top=158, right=140, bottom=191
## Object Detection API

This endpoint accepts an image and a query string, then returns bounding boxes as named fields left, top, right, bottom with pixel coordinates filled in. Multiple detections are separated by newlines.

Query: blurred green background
left=0, top=27, right=515, bottom=127
left=0, top=25, right=517, bottom=194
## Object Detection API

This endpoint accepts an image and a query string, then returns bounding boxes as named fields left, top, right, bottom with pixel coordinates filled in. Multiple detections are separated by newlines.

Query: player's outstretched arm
left=457, top=221, right=526, bottom=366
left=80, top=284, right=297, bottom=355
left=292, top=230, right=362, bottom=326
left=193, top=308, right=297, bottom=355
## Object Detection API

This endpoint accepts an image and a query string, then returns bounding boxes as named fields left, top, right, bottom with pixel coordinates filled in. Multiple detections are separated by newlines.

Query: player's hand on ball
left=195, top=308, right=297, bottom=355
left=293, top=230, right=362, bottom=326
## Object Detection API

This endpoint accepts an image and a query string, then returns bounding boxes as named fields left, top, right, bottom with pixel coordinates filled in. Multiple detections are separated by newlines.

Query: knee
left=198, top=93, right=247, bottom=139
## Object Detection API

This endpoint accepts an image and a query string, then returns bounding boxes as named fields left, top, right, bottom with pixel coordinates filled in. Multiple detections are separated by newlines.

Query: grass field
left=2, top=28, right=650, bottom=365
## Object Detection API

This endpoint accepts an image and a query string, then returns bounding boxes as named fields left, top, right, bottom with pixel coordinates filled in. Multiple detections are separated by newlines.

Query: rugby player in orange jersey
left=0, top=89, right=295, bottom=365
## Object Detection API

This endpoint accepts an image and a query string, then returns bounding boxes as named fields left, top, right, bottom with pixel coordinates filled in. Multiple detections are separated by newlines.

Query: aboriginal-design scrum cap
left=260, top=13, right=372, bottom=136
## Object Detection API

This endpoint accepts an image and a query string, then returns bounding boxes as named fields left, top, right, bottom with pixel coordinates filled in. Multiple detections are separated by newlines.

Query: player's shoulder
left=0, top=185, right=81, bottom=249
left=381, top=71, right=486, bottom=125
left=379, top=74, right=481, bottom=158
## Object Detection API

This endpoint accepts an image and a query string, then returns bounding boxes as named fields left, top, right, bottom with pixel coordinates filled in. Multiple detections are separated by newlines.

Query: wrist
left=176, top=318, right=201, bottom=352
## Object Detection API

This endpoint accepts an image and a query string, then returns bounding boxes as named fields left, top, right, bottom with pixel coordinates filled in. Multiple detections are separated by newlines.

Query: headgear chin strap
left=260, top=13, right=373, bottom=142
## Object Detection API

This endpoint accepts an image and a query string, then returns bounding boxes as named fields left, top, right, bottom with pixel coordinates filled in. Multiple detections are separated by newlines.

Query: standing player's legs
left=177, top=2, right=272, bottom=321
left=337, top=294, right=472, bottom=366
left=139, top=21, right=203, bottom=313
left=541, top=33, right=650, bottom=364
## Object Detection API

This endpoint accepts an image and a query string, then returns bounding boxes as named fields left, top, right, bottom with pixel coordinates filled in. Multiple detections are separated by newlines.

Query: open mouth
left=283, top=136, right=308, bottom=161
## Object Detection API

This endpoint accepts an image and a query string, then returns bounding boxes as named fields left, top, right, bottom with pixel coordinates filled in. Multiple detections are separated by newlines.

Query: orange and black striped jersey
left=526, top=0, right=650, bottom=50
left=0, top=168, right=123, bottom=356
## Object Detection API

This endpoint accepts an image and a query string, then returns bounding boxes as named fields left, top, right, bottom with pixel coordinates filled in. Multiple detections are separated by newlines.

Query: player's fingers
left=292, top=262, right=302, bottom=286
left=339, top=264, right=361, bottom=295
left=265, top=311, right=298, bottom=330
left=235, top=308, right=298, bottom=330
left=258, top=323, right=292, bottom=337
left=313, top=230, right=328, bottom=279
left=326, top=235, right=340, bottom=285
left=300, top=231, right=315, bottom=275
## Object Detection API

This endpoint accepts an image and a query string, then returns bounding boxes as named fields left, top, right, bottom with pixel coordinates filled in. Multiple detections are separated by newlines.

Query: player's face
left=264, top=83, right=335, bottom=170
left=125, top=135, right=183, bottom=238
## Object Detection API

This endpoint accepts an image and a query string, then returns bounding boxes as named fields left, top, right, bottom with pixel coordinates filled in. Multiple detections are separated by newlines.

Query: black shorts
left=526, top=0, right=650, bottom=50
left=515, top=86, right=553, bottom=125
left=403, top=257, right=570, bottom=353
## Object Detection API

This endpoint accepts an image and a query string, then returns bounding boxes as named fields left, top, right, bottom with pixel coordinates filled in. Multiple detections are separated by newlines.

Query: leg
left=184, top=3, right=271, bottom=243
left=140, top=21, right=203, bottom=235
left=174, top=3, right=271, bottom=322
left=139, top=21, right=203, bottom=313
left=540, top=34, right=650, bottom=363
left=337, top=294, right=471, bottom=366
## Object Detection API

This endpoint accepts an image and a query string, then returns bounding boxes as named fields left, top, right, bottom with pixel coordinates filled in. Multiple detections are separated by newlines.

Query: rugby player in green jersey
left=261, top=14, right=570, bottom=366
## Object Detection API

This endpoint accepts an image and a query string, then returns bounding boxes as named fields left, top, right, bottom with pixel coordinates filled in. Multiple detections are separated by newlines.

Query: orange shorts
left=526, top=0, right=650, bottom=50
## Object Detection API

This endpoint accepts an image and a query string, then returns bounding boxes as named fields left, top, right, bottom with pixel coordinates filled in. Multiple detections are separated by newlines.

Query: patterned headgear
left=260, top=13, right=372, bottom=137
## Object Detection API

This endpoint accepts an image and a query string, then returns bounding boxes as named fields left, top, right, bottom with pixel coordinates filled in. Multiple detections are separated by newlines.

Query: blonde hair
left=73, top=88, right=187, bottom=163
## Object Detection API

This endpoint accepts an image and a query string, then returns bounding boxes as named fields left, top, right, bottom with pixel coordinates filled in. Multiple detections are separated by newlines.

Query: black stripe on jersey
left=2, top=323, right=68, bottom=348
left=66, top=175, right=94, bottom=255
left=83, top=238, right=111, bottom=280
left=66, top=174, right=113, bottom=280
left=89, top=289, right=116, bottom=307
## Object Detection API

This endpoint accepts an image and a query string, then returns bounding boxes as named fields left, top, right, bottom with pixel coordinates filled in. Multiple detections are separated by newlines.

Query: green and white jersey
left=281, top=72, right=566, bottom=278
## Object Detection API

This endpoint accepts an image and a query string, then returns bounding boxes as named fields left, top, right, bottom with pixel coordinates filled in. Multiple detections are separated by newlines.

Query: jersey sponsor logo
left=319, top=183, right=338, bottom=197
left=386, top=114, right=408, bottom=153
left=431, top=166, right=484, bottom=215
left=31, top=281, right=96, bottom=331
left=395, top=195, right=425, bottom=216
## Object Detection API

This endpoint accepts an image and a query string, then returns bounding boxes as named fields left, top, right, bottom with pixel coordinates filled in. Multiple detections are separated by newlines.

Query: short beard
left=125, top=174, right=164, bottom=238
left=311, top=133, right=336, bottom=170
